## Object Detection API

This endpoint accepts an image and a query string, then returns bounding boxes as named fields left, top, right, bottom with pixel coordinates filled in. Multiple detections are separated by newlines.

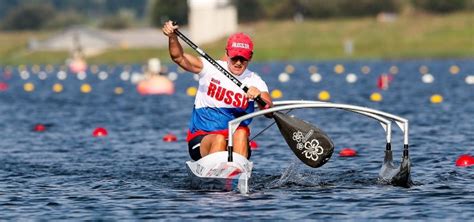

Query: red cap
left=226, top=33, right=253, bottom=60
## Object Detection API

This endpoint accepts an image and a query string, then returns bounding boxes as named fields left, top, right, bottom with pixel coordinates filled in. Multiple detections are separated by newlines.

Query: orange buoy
left=163, top=133, right=177, bottom=142
left=455, top=154, right=474, bottom=167
left=339, top=148, right=357, bottom=157
left=249, top=140, right=258, bottom=150
left=33, top=124, right=46, bottom=132
left=92, top=127, right=108, bottom=137
left=69, top=59, right=87, bottom=74
left=137, top=76, right=175, bottom=95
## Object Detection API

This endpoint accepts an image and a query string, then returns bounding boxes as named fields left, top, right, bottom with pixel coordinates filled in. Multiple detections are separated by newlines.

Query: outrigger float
left=186, top=100, right=413, bottom=194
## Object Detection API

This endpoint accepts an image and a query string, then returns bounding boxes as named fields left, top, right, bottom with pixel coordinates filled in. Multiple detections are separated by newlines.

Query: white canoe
left=186, top=151, right=253, bottom=194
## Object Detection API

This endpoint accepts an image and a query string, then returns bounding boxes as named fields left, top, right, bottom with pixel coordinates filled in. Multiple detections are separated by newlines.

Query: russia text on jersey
left=207, top=81, right=249, bottom=109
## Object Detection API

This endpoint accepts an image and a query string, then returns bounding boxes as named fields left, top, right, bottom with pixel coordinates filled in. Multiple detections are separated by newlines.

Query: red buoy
left=163, top=133, right=177, bottom=142
left=33, top=124, right=46, bottom=132
left=249, top=140, right=258, bottom=150
left=339, top=148, right=357, bottom=157
left=455, top=154, right=474, bottom=167
left=0, top=82, right=8, bottom=91
left=93, top=127, right=108, bottom=137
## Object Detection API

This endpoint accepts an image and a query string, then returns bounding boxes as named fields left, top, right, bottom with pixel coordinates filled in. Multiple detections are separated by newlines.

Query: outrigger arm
left=228, top=100, right=412, bottom=188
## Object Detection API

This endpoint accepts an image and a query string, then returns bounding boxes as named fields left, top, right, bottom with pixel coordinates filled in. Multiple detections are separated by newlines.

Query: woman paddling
left=162, top=21, right=273, bottom=160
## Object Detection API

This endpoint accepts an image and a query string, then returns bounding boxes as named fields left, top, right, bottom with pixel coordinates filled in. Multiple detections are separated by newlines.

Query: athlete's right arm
left=162, top=21, right=203, bottom=74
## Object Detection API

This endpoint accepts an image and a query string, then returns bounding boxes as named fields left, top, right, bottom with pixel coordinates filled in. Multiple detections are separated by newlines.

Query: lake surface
left=0, top=59, right=473, bottom=220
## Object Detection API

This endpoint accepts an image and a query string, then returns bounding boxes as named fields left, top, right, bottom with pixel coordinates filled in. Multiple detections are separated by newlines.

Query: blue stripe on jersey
left=189, top=101, right=255, bottom=133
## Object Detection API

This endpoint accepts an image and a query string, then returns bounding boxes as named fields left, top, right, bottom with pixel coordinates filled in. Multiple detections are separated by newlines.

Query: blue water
left=0, top=59, right=473, bottom=220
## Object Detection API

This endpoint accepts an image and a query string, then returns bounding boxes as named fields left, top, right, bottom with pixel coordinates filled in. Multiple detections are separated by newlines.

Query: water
left=0, top=59, right=473, bottom=220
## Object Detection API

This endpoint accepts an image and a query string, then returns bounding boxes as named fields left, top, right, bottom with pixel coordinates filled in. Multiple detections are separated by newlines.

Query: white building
left=30, top=0, right=238, bottom=55
left=188, top=0, right=237, bottom=44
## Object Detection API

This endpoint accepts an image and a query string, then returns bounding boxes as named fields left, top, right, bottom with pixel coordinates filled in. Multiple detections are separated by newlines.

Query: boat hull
left=186, top=151, right=253, bottom=194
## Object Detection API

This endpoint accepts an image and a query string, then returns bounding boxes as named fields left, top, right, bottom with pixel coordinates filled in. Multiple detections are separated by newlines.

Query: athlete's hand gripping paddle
left=172, top=23, right=334, bottom=168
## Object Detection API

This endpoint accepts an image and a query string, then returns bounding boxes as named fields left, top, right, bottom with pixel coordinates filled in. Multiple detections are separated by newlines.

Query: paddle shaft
left=173, top=28, right=267, bottom=162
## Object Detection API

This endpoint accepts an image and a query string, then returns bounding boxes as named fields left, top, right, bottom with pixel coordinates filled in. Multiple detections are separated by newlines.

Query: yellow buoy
left=114, top=87, right=124, bottom=95
left=46, top=64, right=54, bottom=73
left=32, top=64, right=40, bottom=74
left=271, top=89, right=283, bottom=99
left=389, top=66, right=399, bottom=75
left=419, top=65, right=429, bottom=74
left=52, top=83, right=63, bottom=93
left=81, top=83, right=92, bottom=93
left=318, top=90, right=330, bottom=101
left=308, top=65, right=318, bottom=74
left=18, top=64, right=26, bottom=71
left=334, top=64, right=345, bottom=74
left=186, top=86, right=197, bottom=96
left=23, top=82, right=35, bottom=92
left=430, top=94, right=443, bottom=104
left=370, top=92, right=383, bottom=102
left=90, top=65, right=99, bottom=74
left=285, top=65, right=295, bottom=74
left=361, top=65, right=371, bottom=74
left=449, top=65, right=460, bottom=75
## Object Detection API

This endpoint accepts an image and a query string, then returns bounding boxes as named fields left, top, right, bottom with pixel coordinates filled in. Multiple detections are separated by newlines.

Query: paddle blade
left=273, top=112, right=334, bottom=168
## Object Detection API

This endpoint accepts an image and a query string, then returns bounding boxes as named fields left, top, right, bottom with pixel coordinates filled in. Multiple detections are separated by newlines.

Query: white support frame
left=272, top=101, right=393, bottom=144
left=229, top=100, right=409, bottom=154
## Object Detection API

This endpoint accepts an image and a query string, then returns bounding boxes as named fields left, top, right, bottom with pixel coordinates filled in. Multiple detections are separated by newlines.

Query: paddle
left=173, top=25, right=334, bottom=168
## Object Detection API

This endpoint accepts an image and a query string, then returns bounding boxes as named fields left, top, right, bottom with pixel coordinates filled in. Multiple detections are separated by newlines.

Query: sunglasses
left=230, top=56, right=249, bottom=63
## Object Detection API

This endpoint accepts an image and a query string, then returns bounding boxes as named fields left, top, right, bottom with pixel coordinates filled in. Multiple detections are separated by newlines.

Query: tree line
left=0, top=0, right=472, bottom=31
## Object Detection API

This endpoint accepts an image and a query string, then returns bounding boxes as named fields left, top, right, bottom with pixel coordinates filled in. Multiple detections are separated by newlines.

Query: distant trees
left=232, top=0, right=266, bottom=23
left=1, top=4, right=56, bottom=30
left=0, top=0, right=147, bottom=31
left=234, top=0, right=472, bottom=22
left=100, top=9, right=136, bottom=30
left=412, top=0, right=468, bottom=13
left=233, top=0, right=403, bottom=22
left=150, top=0, right=188, bottom=27
left=0, top=0, right=471, bottom=30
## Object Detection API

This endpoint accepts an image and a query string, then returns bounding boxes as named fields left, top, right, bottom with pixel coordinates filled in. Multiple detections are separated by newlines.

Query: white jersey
left=187, top=58, right=268, bottom=141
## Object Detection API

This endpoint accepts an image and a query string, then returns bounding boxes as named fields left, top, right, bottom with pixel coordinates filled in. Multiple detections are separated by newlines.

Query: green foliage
left=412, top=0, right=467, bottom=13
left=1, top=4, right=56, bottom=30
left=336, top=0, right=402, bottom=16
left=232, top=0, right=265, bottom=23
left=44, top=11, right=85, bottom=29
left=237, top=0, right=402, bottom=21
left=150, top=0, right=188, bottom=27
left=236, top=0, right=470, bottom=22
left=0, top=0, right=148, bottom=20
left=99, top=10, right=135, bottom=30
left=264, top=0, right=303, bottom=19
left=100, top=16, right=130, bottom=30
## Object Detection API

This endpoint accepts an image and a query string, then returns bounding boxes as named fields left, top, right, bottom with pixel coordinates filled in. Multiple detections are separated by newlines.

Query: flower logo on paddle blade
left=292, top=131, right=303, bottom=143
left=302, top=139, right=324, bottom=161
left=297, top=143, right=304, bottom=150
